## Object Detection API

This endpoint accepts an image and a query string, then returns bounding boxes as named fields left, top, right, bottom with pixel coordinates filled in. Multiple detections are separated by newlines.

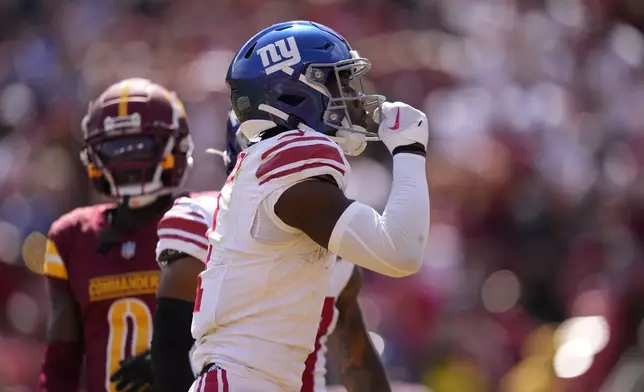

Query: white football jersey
left=191, top=128, right=351, bottom=391
left=154, top=190, right=355, bottom=389
left=156, top=192, right=355, bottom=392
left=302, top=258, right=355, bottom=392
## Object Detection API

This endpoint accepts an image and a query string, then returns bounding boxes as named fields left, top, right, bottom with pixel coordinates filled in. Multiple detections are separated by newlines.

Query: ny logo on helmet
left=257, top=36, right=301, bottom=75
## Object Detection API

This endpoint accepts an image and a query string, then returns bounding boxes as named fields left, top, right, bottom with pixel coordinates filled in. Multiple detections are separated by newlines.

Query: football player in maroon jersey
left=38, top=78, right=193, bottom=392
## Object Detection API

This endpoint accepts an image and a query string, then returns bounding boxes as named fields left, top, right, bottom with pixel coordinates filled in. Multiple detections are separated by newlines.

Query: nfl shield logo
left=121, top=241, right=136, bottom=259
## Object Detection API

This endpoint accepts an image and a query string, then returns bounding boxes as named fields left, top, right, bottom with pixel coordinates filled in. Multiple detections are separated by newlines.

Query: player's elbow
left=381, top=248, right=424, bottom=278
left=380, top=219, right=429, bottom=278
left=157, top=256, right=204, bottom=302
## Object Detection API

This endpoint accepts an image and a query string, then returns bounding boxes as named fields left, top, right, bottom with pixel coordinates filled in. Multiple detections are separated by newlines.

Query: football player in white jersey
left=188, top=20, right=430, bottom=392
left=151, top=109, right=391, bottom=392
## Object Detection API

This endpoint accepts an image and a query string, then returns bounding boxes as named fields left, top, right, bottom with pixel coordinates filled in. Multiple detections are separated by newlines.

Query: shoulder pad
left=254, top=129, right=349, bottom=190
left=44, top=204, right=112, bottom=280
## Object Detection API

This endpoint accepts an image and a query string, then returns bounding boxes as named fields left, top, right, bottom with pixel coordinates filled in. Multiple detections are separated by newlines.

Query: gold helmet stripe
left=118, top=80, right=130, bottom=117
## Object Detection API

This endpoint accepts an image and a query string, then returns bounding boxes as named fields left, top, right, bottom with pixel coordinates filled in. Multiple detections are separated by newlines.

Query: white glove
left=373, top=101, right=428, bottom=154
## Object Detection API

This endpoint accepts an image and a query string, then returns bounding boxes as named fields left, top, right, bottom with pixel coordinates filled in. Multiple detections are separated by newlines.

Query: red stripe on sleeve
left=158, top=217, right=208, bottom=237
left=258, top=162, right=345, bottom=185
left=256, top=143, right=344, bottom=180
left=187, top=211, right=203, bottom=219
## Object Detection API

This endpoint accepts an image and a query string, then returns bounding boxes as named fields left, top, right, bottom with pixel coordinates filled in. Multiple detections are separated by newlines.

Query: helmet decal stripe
left=118, top=80, right=130, bottom=116
left=162, top=90, right=187, bottom=129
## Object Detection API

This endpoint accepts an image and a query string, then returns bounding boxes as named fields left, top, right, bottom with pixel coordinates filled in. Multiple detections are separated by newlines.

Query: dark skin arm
left=110, top=256, right=203, bottom=392
left=274, top=177, right=354, bottom=249
left=327, top=267, right=391, bottom=392
left=40, top=279, right=83, bottom=392
left=157, top=255, right=204, bottom=301
left=46, top=279, right=82, bottom=341
left=149, top=255, right=204, bottom=392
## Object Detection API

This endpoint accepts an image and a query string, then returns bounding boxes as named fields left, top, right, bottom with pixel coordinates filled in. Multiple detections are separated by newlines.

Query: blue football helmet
left=206, top=108, right=247, bottom=175
left=226, top=20, right=385, bottom=156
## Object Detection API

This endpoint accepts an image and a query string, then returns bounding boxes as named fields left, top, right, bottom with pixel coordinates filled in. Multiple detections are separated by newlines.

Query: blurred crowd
left=2, top=0, right=644, bottom=391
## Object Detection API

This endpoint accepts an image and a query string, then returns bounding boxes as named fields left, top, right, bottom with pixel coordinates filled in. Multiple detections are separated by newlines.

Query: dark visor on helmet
left=94, top=135, right=159, bottom=165
left=92, top=134, right=168, bottom=186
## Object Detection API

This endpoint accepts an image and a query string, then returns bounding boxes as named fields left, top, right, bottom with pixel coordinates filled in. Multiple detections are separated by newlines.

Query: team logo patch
left=257, top=36, right=301, bottom=75
left=121, top=241, right=136, bottom=259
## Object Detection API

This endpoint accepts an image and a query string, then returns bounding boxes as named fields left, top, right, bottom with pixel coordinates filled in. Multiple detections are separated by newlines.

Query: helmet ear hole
left=324, top=109, right=344, bottom=126
left=277, top=95, right=305, bottom=106
left=304, top=67, right=335, bottom=85
left=304, top=66, right=328, bottom=84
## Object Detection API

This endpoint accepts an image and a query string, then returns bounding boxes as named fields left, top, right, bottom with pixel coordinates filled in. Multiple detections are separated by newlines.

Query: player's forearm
left=38, top=341, right=83, bottom=392
left=40, top=278, right=83, bottom=392
left=339, top=348, right=391, bottom=392
left=329, top=331, right=391, bottom=392
left=151, top=297, right=196, bottom=392
left=328, top=153, right=430, bottom=277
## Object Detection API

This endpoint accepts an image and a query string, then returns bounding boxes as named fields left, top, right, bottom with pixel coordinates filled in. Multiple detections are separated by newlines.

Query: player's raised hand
left=110, top=349, right=154, bottom=392
left=373, top=101, right=428, bottom=155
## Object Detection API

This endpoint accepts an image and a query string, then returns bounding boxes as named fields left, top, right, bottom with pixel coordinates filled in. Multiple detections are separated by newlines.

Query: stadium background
left=2, top=0, right=644, bottom=390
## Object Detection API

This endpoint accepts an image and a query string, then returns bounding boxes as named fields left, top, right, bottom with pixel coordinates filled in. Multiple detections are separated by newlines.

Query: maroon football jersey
left=44, top=203, right=163, bottom=392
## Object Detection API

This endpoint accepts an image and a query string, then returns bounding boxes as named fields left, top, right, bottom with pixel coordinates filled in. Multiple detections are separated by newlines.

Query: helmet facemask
left=304, top=50, right=384, bottom=156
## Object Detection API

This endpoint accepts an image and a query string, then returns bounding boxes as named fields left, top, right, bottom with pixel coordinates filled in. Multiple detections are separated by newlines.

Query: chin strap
left=97, top=226, right=121, bottom=255
left=238, top=111, right=375, bottom=156
left=330, top=130, right=368, bottom=156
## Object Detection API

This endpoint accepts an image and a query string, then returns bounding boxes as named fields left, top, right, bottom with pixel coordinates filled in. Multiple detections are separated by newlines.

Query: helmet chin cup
left=372, top=106, right=383, bottom=124
left=128, top=194, right=159, bottom=208
left=334, top=128, right=368, bottom=156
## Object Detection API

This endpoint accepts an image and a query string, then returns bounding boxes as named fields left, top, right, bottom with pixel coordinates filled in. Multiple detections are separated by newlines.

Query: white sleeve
left=156, top=197, right=212, bottom=264
left=328, top=154, right=430, bottom=278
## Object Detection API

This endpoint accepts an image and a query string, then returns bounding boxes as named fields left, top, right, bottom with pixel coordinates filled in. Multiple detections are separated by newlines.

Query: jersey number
left=196, top=153, right=248, bottom=312
left=105, top=298, right=153, bottom=392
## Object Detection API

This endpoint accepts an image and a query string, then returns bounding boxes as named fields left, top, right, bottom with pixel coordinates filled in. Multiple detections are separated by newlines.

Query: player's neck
left=109, top=194, right=173, bottom=232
